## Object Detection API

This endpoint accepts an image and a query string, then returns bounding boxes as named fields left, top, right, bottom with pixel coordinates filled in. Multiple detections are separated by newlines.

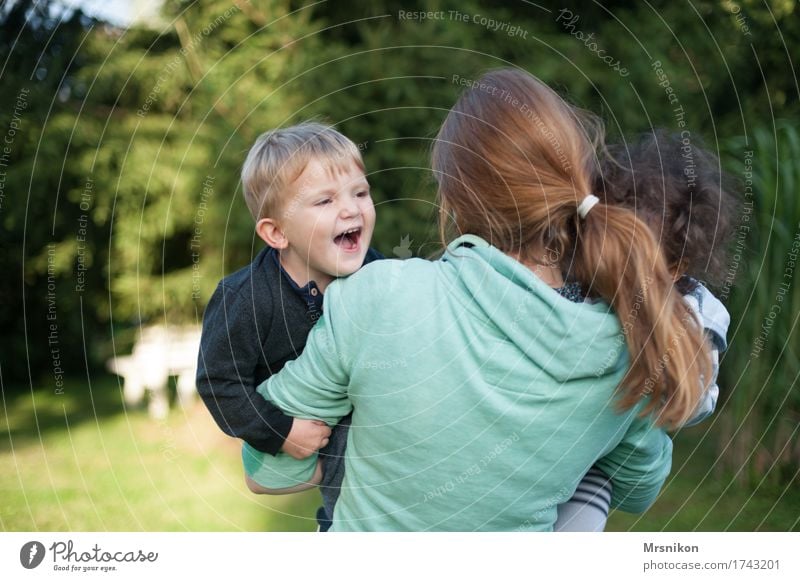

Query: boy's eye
left=356, top=191, right=370, bottom=198
left=315, top=199, right=332, bottom=206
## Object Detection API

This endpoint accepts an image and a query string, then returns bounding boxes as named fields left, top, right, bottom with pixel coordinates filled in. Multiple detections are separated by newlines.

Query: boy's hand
left=281, top=419, right=331, bottom=459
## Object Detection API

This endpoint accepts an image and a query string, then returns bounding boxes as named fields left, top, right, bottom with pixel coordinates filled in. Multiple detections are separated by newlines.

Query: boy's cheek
left=364, top=204, right=377, bottom=230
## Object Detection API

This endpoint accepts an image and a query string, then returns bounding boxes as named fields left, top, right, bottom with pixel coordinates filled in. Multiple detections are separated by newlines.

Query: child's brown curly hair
left=595, top=130, right=740, bottom=294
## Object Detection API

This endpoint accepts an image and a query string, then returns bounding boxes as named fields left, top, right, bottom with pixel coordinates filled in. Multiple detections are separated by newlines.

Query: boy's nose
left=338, top=199, right=359, bottom=218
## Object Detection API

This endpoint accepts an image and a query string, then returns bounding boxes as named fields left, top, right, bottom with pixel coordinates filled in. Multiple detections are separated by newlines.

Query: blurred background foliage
left=1, top=0, right=799, bottom=527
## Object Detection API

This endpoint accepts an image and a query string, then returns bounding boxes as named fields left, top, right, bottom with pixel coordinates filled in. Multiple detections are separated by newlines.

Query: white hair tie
left=577, top=194, right=600, bottom=219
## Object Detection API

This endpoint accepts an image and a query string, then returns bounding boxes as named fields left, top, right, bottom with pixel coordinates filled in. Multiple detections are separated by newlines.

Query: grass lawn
left=2, top=376, right=798, bottom=531
left=1, top=377, right=320, bottom=531
left=608, top=419, right=800, bottom=531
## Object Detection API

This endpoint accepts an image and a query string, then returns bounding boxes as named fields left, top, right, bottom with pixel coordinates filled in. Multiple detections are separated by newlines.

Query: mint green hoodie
left=251, top=234, right=672, bottom=531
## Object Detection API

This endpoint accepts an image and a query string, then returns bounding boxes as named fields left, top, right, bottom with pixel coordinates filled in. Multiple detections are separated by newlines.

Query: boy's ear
left=256, top=218, right=288, bottom=249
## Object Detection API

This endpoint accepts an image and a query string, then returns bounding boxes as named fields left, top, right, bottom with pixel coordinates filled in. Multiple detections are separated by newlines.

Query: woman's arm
left=245, top=460, right=323, bottom=495
left=594, top=414, right=673, bottom=514
left=257, top=280, right=355, bottom=423
left=242, top=441, right=321, bottom=494
left=242, top=280, right=357, bottom=494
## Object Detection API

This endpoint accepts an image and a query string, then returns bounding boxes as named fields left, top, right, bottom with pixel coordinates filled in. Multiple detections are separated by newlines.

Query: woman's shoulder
left=327, top=258, right=438, bottom=312
left=346, top=257, right=437, bottom=286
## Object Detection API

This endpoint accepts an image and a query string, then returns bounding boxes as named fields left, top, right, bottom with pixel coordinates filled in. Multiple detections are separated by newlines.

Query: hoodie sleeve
left=594, top=416, right=673, bottom=514
left=258, top=283, right=353, bottom=426
left=241, top=441, right=320, bottom=490
left=247, top=280, right=355, bottom=485
left=256, top=283, right=353, bottom=425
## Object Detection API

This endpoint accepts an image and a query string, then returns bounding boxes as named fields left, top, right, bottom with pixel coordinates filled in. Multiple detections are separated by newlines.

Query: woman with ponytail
left=247, top=68, right=711, bottom=531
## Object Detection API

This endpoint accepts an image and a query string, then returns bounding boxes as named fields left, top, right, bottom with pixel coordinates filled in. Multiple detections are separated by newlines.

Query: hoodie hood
left=441, top=234, right=627, bottom=383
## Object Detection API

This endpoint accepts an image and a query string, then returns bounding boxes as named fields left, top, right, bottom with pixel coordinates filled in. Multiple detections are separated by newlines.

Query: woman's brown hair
left=432, top=68, right=710, bottom=427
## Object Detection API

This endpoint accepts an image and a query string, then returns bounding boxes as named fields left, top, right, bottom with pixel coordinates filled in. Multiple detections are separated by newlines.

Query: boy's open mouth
left=333, top=227, right=362, bottom=252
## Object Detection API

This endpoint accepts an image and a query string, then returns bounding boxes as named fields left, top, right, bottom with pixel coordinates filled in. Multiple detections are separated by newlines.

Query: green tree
left=0, top=0, right=108, bottom=385
left=82, top=0, right=324, bottom=325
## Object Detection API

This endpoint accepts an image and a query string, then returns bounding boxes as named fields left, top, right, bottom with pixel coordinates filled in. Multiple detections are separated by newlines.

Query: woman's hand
left=280, top=418, right=331, bottom=459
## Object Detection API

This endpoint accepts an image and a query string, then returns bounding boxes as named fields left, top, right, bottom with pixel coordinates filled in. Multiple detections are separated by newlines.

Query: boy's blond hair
left=241, top=122, right=365, bottom=221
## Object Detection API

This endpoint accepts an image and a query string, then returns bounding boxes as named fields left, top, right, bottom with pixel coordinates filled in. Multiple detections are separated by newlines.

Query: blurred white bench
left=107, top=325, right=201, bottom=419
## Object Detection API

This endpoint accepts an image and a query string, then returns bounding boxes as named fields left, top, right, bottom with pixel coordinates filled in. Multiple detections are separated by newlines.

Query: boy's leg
left=553, top=466, right=612, bottom=532
left=315, top=414, right=352, bottom=532
left=316, top=506, right=332, bottom=532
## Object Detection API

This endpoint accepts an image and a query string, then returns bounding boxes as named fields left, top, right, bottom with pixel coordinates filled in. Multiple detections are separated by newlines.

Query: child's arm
left=682, top=346, right=720, bottom=427
left=197, top=281, right=329, bottom=457
left=681, top=284, right=730, bottom=427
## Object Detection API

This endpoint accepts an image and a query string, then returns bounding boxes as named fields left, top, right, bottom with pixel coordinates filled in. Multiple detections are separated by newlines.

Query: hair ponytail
left=573, top=203, right=711, bottom=427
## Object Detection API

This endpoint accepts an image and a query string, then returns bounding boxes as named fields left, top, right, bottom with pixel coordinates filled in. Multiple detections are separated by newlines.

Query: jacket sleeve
left=682, top=285, right=729, bottom=427
left=594, top=415, right=673, bottom=514
left=196, top=281, right=293, bottom=455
